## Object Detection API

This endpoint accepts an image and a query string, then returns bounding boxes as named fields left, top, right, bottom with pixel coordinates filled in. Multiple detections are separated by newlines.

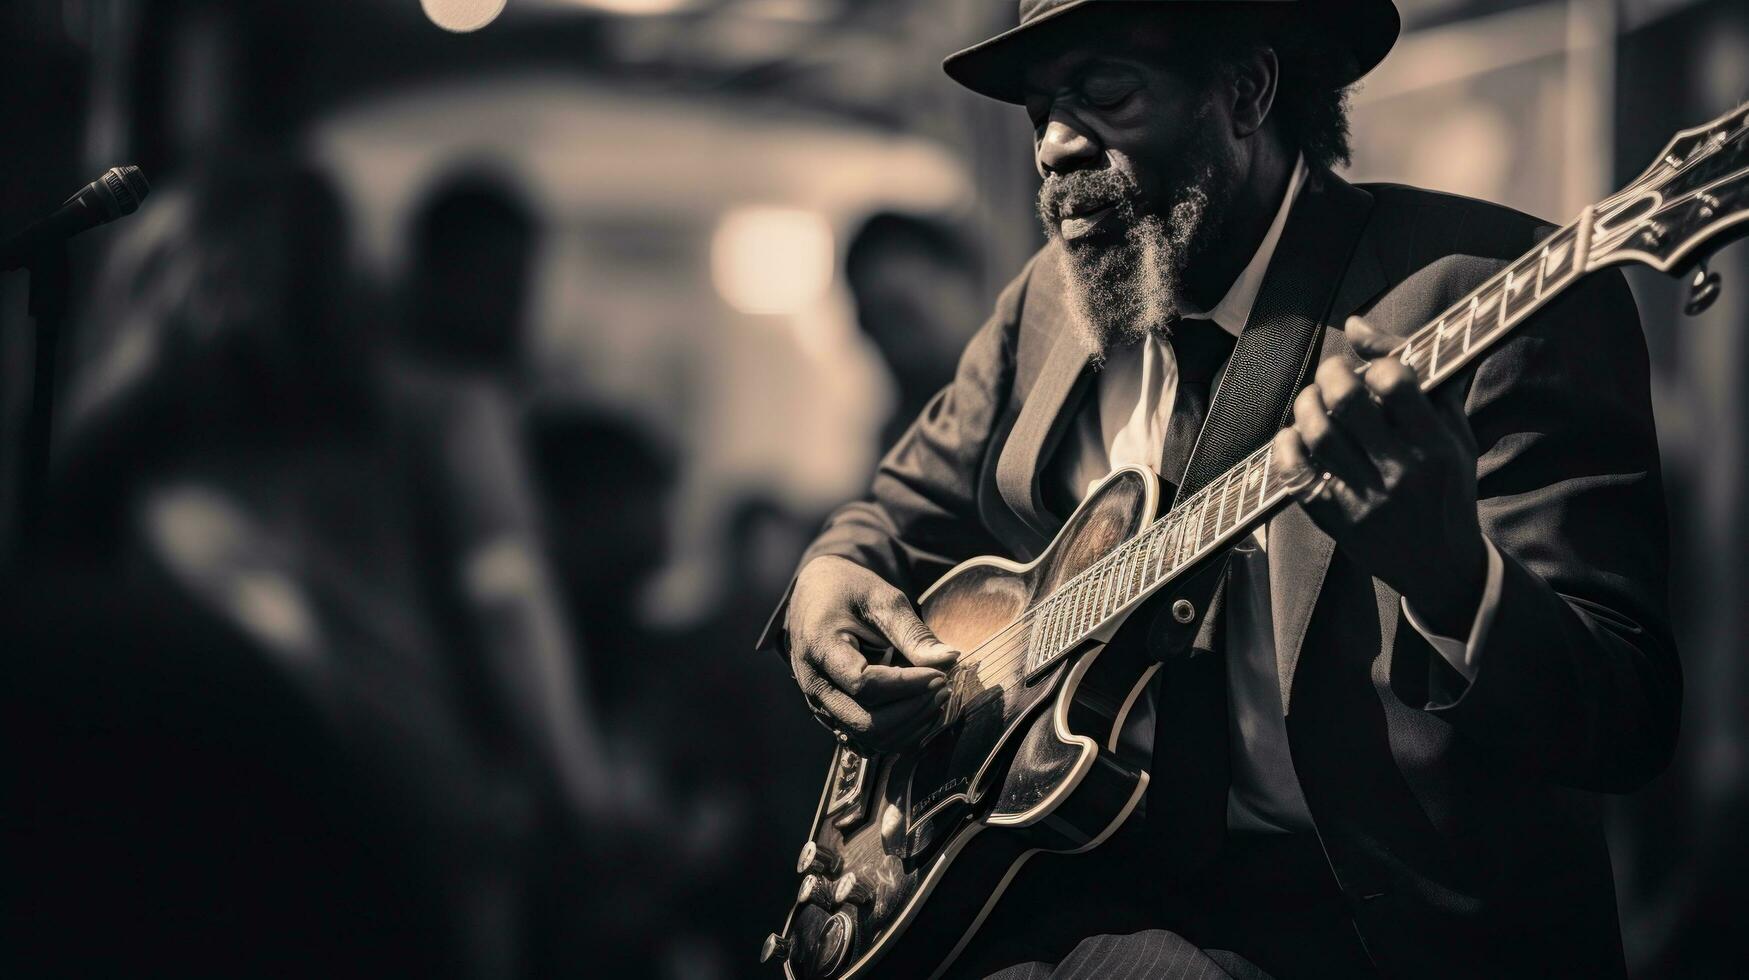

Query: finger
left=811, top=684, right=872, bottom=738
left=1270, top=427, right=1323, bottom=495
left=1271, top=428, right=1365, bottom=528
left=1292, top=380, right=1379, bottom=492
left=1317, top=356, right=1409, bottom=468
left=1344, top=315, right=1399, bottom=360
left=864, top=689, right=952, bottom=750
left=861, top=593, right=960, bottom=669
left=810, top=634, right=884, bottom=695
left=1364, top=355, right=1448, bottom=448
left=854, top=663, right=950, bottom=707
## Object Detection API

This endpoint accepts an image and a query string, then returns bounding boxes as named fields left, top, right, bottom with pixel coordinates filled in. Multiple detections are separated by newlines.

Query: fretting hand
left=786, top=556, right=959, bottom=753
left=1270, top=316, right=1489, bottom=637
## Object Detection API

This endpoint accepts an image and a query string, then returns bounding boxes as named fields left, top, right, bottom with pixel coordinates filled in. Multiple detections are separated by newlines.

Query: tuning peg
left=1685, top=261, right=1722, bottom=316
left=797, top=840, right=841, bottom=875
left=760, top=932, right=792, bottom=964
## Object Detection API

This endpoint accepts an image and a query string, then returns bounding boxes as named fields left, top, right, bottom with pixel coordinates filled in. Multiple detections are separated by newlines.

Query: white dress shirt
left=1056, top=155, right=1503, bottom=833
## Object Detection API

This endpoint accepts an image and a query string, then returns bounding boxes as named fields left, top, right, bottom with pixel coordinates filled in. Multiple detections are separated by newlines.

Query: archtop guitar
left=760, top=101, right=1749, bottom=980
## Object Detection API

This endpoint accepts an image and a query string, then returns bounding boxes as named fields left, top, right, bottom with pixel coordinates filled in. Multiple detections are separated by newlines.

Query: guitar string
left=947, top=471, right=1259, bottom=700
left=948, top=331, right=1447, bottom=696
left=956, top=444, right=1277, bottom=682
left=915, top=308, right=1471, bottom=731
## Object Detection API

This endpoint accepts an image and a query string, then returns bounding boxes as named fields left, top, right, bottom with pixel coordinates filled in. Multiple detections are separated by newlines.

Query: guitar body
left=773, top=466, right=1166, bottom=980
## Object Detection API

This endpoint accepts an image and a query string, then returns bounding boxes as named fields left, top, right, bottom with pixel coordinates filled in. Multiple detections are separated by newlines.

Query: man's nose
left=1036, top=118, right=1100, bottom=177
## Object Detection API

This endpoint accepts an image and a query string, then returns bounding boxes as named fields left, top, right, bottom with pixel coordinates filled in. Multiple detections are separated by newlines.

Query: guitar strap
left=1174, top=172, right=1375, bottom=505
left=1144, top=169, right=1373, bottom=880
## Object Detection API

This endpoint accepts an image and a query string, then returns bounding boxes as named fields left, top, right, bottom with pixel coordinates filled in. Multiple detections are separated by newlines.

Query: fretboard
left=1016, top=210, right=1596, bottom=677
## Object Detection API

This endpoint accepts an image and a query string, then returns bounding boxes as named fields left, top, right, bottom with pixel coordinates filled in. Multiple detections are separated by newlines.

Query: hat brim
left=943, top=0, right=1401, bottom=104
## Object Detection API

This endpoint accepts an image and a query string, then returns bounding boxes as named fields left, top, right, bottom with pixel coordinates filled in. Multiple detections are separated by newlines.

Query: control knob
left=797, top=840, right=841, bottom=876
left=797, top=873, right=834, bottom=907
left=831, top=872, right=872, bottom=906
left=759, top=933, right=792, bottom=964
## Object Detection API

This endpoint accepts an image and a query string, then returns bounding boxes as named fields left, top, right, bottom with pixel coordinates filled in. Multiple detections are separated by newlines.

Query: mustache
left=1037, top=167, right=1139, bottom=224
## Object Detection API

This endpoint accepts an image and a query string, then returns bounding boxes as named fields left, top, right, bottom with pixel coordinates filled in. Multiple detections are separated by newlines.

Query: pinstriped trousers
left=981, top=931, right=1272, bottom=980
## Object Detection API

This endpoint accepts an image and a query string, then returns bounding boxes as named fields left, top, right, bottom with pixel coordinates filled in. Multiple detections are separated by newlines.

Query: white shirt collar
left=1181, top=153, right=1308, bottom=338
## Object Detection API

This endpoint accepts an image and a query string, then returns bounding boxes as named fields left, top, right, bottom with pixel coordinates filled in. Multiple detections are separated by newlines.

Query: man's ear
left=1228, top=46, right=1279, bottom=139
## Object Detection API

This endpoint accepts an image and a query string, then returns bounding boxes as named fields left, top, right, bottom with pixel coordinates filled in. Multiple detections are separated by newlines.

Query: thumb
left=866, top=595, right=960, bottom=669
left=1344, top=315, right=1400, bottom=361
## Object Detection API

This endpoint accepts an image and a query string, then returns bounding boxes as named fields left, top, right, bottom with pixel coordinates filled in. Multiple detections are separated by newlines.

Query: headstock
left=1585, top=100, right=1749, bottom=294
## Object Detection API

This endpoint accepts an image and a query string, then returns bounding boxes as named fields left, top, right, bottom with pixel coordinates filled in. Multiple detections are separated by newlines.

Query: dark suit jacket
left=760, top=169, right=1680, bottom=978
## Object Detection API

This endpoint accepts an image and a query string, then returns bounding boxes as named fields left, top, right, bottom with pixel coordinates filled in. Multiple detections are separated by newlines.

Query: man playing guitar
left=761, top=2, right=1680, bottom=976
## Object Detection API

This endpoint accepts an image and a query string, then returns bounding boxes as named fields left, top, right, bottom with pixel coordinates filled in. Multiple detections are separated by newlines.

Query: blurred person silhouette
left=844, top=211, right=986, bottom=452
left=524, top=409, right=743, bottom=979
left=10, top=161, right=625, bottom=979
left=8, top=163, right=464, bottom=977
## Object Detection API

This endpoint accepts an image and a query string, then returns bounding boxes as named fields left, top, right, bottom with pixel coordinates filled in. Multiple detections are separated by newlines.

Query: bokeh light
left=420, top=0, right=507, bottom=33
left=710, top=207, right=836, bottom=315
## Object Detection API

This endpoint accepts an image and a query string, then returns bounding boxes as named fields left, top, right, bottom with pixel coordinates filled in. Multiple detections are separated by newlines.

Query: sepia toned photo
left=2, top=1, right=1746, bottom=977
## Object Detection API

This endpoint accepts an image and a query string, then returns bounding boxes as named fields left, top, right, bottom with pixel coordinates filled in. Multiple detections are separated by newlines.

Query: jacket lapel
left=1269, top=175, right=1389, bottom=713
left=996, top=246, right=1094, bottom=539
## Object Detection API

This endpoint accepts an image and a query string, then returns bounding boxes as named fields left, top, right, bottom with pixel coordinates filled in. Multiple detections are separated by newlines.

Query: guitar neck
left=1019, top=208, right=1599, bottom=677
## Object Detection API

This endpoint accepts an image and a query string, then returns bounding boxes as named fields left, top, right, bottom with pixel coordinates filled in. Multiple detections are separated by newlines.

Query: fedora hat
left=944, top=0, right=1401, bottom=104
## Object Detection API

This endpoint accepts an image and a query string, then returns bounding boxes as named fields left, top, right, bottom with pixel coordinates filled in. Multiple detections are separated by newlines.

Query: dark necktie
left=1159, top=318, right=1238, bottom=498
left=1147, top=316, right=1238, bottom=880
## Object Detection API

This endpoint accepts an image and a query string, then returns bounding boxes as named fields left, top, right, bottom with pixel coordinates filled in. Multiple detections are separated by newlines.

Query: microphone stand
left=14, top=242, right=69, bottom=561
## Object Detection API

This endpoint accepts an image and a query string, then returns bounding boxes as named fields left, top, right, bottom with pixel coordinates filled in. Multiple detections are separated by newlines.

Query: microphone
left=1, top=166, right=150, bottom=271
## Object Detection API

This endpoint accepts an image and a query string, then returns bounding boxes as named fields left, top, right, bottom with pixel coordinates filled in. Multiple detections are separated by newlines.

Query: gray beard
left=1042, top=167, right=1218, bottom=365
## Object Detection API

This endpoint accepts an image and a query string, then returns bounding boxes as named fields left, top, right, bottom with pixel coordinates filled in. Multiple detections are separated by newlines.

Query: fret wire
left=1188, top=493, right=1208, bottom=557
left=1178, top=503, right=1198, bottom=566
left=1534, top=243, right=1549, bottom=300
left=1072, top=576, right=1090, bottom=635
left=1227, top=469, right=1245, bottom=531
left=1429, top=317, right=1443, bottom=376
left=1497, top=270, right=1512, bottom=333
left=1120, top=541, right=1140, bottom=605
left=1112, top=546, right=1126, bottom=609
left=1256, top=446, right=1270, bottom=511
left=1096, top=562, right=1117, bottom=620
left=1057, top=594, right=1070, bottom=650
left=1230, top=461, right=1250, bottom=531
left=1464, top=295, right=1477, bottom=353
left=1242, top=452, right=1262, bottom=521
left=1214, top=473, right=1230, bottom=533
left=1145, top=524, right=1166, bottom=582
left=1229, top=470, right=1245, bottom=529
left=1133, top=532, right=1153, bottom=594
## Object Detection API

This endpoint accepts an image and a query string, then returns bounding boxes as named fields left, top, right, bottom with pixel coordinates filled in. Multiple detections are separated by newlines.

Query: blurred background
left=0, top=0, right=1744, bottom=977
